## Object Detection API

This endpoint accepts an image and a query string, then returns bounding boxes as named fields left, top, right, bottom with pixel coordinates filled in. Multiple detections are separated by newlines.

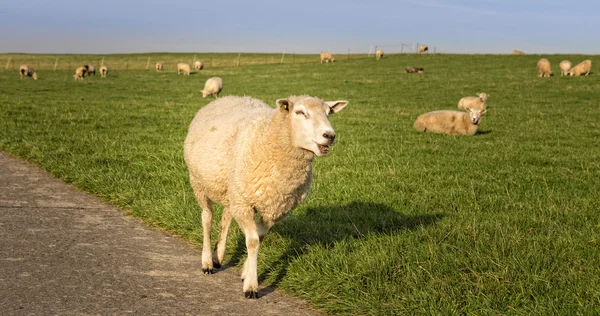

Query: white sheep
left=418, top=45, right=428, bottom=54
left=559, top=60, right=571, bottom=76
left=86, top=65, right=96, bottom=76
left=201, top=77, right=223, bottom=98
left=19, top=64, right=37, bottom=80
left=194, top=60, right=204, bottom=70
left=513, top=49, right=525, bottom=55
left=413, top=108, right=486, bottom=136
left=183, top=95, right=349, bottom=298
left=73, top=66, right=87, bottom=80
left=457, top=92, right=489, bottom=111
left=537, top=58, right=552, bottom=77
left=320, top=52, right=335, bottom=63
left=155, top=63, right=163, bottom=71
left=100, top=66, right=108, bottom=78
left=375, top=49, right=384, bottom=60
left=568, top=59, right=592, bottom=76
left=177, top=63, right=191, bottom=75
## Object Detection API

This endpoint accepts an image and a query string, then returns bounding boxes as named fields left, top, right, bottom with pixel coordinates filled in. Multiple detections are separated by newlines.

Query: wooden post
left=101, top=56, right=105, bottom=66
left=348, top=48, right=350, bottom=60
left=54, top=58, right=59, bottom=71
left=280, top=50, right=285, bottom=64
left=5, top=57, right=11, bottom=70
left=237, top=53, right=241, bottom=67
left=146, top=57, right=151, bottom=70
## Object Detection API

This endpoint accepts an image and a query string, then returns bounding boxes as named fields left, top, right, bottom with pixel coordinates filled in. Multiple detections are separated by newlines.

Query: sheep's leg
left=236, top=209, right=260, bottom=299
left=213, top=207, right=232, bottom=269
left=191, top=184, right=215, bottom=274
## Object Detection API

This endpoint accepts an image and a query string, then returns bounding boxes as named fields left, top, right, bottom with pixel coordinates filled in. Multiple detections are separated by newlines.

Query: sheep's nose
left=323, top=132, right=336, bottom=142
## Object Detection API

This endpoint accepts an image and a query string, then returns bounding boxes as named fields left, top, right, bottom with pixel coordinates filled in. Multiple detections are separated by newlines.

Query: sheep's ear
left=276, top=99, right=293, bottom=112
left=325, top=100, right=349, bottom=114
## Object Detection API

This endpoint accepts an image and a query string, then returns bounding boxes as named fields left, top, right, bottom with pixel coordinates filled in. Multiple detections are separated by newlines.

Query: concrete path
left=0, top=151, right=320, bottom=315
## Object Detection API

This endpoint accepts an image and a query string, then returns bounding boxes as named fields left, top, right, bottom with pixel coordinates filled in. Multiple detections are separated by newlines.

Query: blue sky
left=1, top=0, right=598, bottom=54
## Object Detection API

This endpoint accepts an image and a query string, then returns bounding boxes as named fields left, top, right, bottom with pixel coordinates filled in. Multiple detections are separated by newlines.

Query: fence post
left=280, top=50, right=285, bottom=64
left=237, top=53, right=241, bottom=67
left=101, top=56, right=104, bottom=66
left=347, top=49, right=350, bottom=60
left=146, top=57, right=150, bottom=70
left=5, top=57, right=11, bottom=70
left=54, top=58, right=59, bottom=71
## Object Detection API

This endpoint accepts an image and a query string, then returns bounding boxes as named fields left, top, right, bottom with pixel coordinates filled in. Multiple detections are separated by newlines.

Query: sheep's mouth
left=317, top=144, right=331, bottom=155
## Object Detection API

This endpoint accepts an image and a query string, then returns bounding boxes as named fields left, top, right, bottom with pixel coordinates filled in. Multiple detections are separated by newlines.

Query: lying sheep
left=194, top=60, right=204, bottom=70
left=559, top=60, right=572, bottom=76
left=413, top=108, right=486, bottom=136
left=86, top=65, right=96, bottom=76
left=19, top=64, right=37, bottom=80
left=177, top=63, right=191, bottom=75
left=155, top=63, right=163, bottom=71
left=320, top=52, right=335, bottom=63
left=100, top=66, right=108, bottom=78
left=183, top=95, right=349, bottom=298
left=458, top=92, right=489, bottom=111
left=568, top=59, right=592, bottom=76
left=376, top=49, right=384, bottom=60
left=418, top=45, right=428, bottom=54
left=537, top=58, right=552, bottom=77
left=405, top=67, right=424, bottom=73
left=73, top=66, right=87, bottom=80
left=201, top=77, right=223, bottom=98
left=513, top=49, right=525, bottom=55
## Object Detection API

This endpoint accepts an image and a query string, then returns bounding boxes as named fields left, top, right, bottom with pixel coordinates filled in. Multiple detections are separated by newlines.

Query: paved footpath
left=0, top=151, right=320, bottom=315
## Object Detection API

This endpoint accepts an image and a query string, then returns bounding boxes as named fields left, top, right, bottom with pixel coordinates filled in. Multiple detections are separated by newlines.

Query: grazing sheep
left=100, top=66, right=108, bottom=78
left=177, top=63, right=191, bottom=75
left=568, top=59, right=592, bottom=76
left=413, top=108, right=487, bottom=136
left=73, top=66, right=87, bottom=80
left=194, top=60, right=204, bottom=70
left=375, top=49, right=384, bottom=60
left=537, top=58, right=552, bottom=77
left=183, top=95, right=349, bottom=298
left=86, top=65, right=96, bottom=76
left=19, top=64, right=37, bottom=80
left=513, top=49, right=525, bottom=55
left=418, top=45, right=428, bottom=54
left=155, top=63, right=163, bottom=71
left=320, top=52, right=335, bottom=63
left=201, top=77, right=223, bottom=98
left=405, top=66, right=424, bottom=73
left=559, top=60, right=572, bottom=76
left=457, top=93, right=489, bottom=111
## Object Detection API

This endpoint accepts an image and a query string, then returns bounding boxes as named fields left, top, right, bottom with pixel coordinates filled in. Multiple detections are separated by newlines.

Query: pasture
left=1, top=53, right=599, bottom=314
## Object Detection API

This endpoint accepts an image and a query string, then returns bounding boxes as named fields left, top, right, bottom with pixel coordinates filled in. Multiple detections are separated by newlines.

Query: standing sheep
left=73, top=66, right=87, bottom=80
left=19, top=64, right=37, bottom=80
left=513, top=49, right=525, bottom=55
left=320, top=52, right=335, bottom=63
left=194, top=60, right=204, bottom=70
left=568, top=60, right=592, bottom=76
left=201, top=77, right=223, bottom=98
left=559, top=60, right=572, bottom=76
left=86, top=65, right=96, bottom=76
left=177, top=63, right=191, bottom=75
left=418, top=45, right=429, bottom=54
left=100, top=66, right=108, bottom=78
left=183, top=95, right=349, bottom=298
left=458, top=92, right=489, bottom=111
left=375, top=49, right=384, bottom=60
left=537, top=58, right=552, bottom=77
left=413, top=108, right=487, bottom=136
left=155, top=63, right=163, bottom=72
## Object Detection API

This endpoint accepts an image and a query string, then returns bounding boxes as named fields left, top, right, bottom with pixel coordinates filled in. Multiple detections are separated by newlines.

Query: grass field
left=1, top=53, right=599, bottom=314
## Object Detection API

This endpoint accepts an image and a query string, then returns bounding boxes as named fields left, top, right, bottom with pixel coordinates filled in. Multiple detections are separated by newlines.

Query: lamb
left=568, top=59, right=592, bottom=76
left=513, top=49, right=525, bottom=55
left=86, top=65, right=96, bottom=76
left=194, top=60, right=204, bottom=70
left=155, top=63, right=163, bottom=71
left=559, top=60, right=571, bottom=76
left=376, top=49, right=384, bottom=60
left=100, top=66, right=108, bottom=78
left=457, top=92, right=489, bottom=111
left=19, top=64, right=37, bottom=80
left=418, top=45, right=428, bottom=54
left=405, top=66, right=424, bottom=73
left=537, top=58, right=552, bottom=77
left=177, top=63, right=191, bottom=75
left=73, top=66, right=87, bottom=80
left=201, top=77, right=223, bottom=98
left=320, top=52, right=335, bottom=63
left=183, top=95, right=349, bottom=298
left=413, top=108, right=486, bottom=136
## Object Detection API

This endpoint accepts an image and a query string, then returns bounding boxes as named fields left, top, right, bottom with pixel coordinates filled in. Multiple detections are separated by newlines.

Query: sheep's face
left=32, top=72, right=37, bottom=80
left=467, top=108, right=486, bottom=125
left=278, top=98, right=348, bottom=157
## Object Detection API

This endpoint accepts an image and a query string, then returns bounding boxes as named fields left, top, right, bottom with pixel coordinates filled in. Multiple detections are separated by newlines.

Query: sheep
left=375, top=49, right=384, bottom=60
left=457, top=92, right=489, bottom=111
left=194, top=60, right=204, bottom=70
left=513, top=49, right=525, bottom=55
left=413, top=108, right=487, bottom=136
left=568, top=59, right=592, bottom=76
left=177, top=62, right=191, bottom=75
left=183, top=95, right=349, bottom=298
left=201, top=77, right=223, bottom=98
left=559, top=60, right=572, bottom=76
left=155, top=63, right=163, bottom=71
left=537, top=58, right=552, bottom=77
left=418, top=45, right=428, bottom=54
left=19, top=64, right=37, bottom=80
left=100, top=66, right=108, bottom=78
left=404, top=66, right=424, bottom=73
left=86, top=65, right=96, bottom=76
left=320, top=52, right=335, bottom=63
left=73, top=66, right=87, bottom=80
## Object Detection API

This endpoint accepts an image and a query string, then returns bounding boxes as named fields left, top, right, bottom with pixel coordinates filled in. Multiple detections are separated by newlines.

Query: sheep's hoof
left=202, top=268, right=214, bottom=275
left=244, top=291, right=259, bottom=299
left=212, top=261, right=222, bottom=269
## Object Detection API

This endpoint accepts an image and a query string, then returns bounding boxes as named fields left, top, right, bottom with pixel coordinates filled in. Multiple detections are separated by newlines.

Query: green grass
left=1, top=53, right=599, bottom=314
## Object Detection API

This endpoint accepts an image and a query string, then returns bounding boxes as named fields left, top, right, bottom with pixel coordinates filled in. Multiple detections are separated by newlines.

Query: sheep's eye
left=295, top=110, right=306, bottom=117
